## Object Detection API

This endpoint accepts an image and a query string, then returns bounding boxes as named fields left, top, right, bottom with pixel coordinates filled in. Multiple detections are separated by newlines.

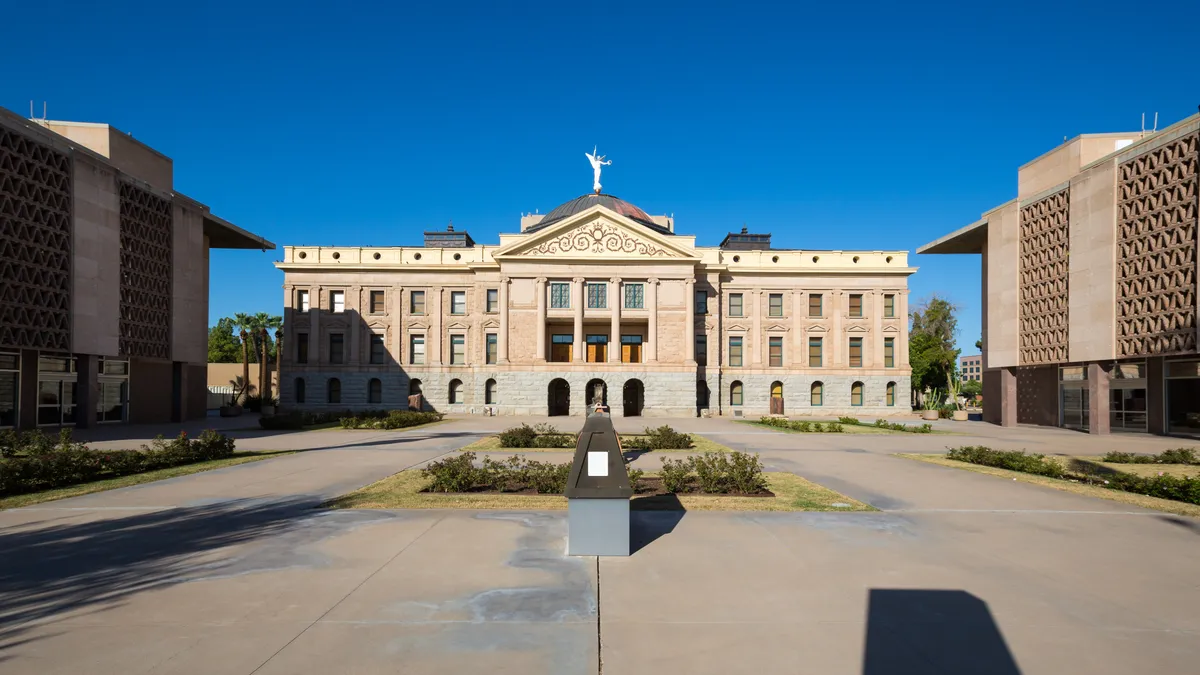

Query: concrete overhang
left=918, top=218, right=987, bottom=254
left=204, top=212, right=276, bottom=250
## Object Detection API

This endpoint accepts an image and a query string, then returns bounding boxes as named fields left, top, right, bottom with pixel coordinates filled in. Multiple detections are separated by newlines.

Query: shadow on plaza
left=863, top=589, right=1021, bottom=675
left=629, top=495, right=685, bottom=554
left=0, top=497, right=315, bottom=659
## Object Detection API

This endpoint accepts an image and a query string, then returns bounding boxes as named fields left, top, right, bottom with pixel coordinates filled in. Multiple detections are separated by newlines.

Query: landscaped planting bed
left=259, top=409, right=443, bottom=431
left=460, top=423, right=712, bottom=453
left=752, top=416, right=943, bottom=434
left=0, top=429, right=239, bottom=499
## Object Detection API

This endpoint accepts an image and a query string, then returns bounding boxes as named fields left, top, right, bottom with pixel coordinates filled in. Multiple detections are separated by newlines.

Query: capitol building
left=276, top=184, right=915, bottom=417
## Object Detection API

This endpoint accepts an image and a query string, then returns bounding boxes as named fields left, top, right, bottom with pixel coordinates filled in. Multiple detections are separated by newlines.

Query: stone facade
left=278, top=193, right=915, bottom=418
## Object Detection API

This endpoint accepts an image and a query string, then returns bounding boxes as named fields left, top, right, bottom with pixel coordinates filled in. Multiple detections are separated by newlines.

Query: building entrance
left=548, top=379, right=571, bottom=416
left=1059, top=366, right=1088, bottom=432
left=623, top=379, right=644, bottom=417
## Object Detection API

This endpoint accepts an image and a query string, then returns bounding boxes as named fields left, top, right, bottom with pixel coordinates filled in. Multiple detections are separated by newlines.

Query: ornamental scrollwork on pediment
left=528, top=221, right=670, bottom=257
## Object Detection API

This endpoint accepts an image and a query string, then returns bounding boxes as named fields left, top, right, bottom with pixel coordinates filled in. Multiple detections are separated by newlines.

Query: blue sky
left=6, top=0, right=1199, bottom=354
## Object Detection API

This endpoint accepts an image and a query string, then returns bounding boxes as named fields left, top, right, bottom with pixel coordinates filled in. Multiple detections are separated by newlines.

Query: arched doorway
left=770, top=381, right=784, bottom=414
left=696, top=379, right=710, bottom=415
left=623, top=379, right=644, bottom=417
left=548, top=378, right=570, bottom=416
left=585, top=378, right=608, bottom=411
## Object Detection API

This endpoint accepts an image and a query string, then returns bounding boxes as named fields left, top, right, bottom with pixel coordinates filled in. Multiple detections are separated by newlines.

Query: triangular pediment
left=482, top=318, right=501, bottom=329
left=846, top=324, right=870, bottom=333
left=727, top=323, right=749, bottom=332
left=446, top=321, right=470, bottom=330
left=805, top=324, right=828, bottom=333
left=766, top=324, right=790, bottom=332
left=493, top=206, right=696, bottom=260
left=367, top=319, right=389, bottom=330
left=407, top=321, right=430, bottom=331
left=882, top=324, right=900, bottom=334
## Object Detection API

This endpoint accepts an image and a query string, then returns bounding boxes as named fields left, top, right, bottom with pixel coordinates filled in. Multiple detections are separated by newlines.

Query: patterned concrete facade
left=276, top=194, right=916, bottom=418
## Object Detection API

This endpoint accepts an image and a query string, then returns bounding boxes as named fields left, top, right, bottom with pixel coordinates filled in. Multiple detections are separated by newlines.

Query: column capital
left=500, top=276, right=511, bottom=284
left=648, top=277, right=659, bottom=285
left=535, top=276, right=547, bottom=285
left=572, top=276, right=586, bottom=284
left=609, top=277, right=622, bottom=285
left=685, top=278, right=696, bottom=286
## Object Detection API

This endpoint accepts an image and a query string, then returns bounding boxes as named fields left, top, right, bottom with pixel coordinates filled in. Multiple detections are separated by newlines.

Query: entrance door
left=548, top=379, right=570, bottom=416
left=623, top=379, right=644, bottom=417
left=770, top=382, right=784, bottom=415
left=1061, top=386, right=1089, bottom=431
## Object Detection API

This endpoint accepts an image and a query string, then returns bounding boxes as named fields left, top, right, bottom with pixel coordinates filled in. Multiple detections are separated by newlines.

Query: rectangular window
left=550, top=282, right=570, bottom=309
left=550, top=334, right=573, bottom=362
left=884, top=294, right=895, bottom=318
left=486, top=333, right=498, bottom=364
left=729, top=293, right=743, bottom=317
left=621, top=335, right=643, bottom=364
left=451, top=291, right=466, bottom=315
left=769, top=293, right=783, bottom=317
left=885, top=338, right=895, bottom=368
left=849, top=337, right=863, bottom=368
left=809, top=294, right=823, bottom=317
left=410, top=290, right=426, bottom=315
left=331, top=290, right=345, bottom=313
left=370, top=290, right=385, bottom=314
left=296, top=333, right=309, bottom=364
left=729, top=336, right=743, bottom=367
left=410, top=335, right=425, bottom=364
left=297, top=289, right=309, bottom=313
left=624, top=283, right=644, bottom=309
left=450, top=334, right=466, bottom=364
left=329, top=333, right=344, bottom=364
left=769, top=336, right=783, bottom=367
left=487, top=289, right=499, bottom=313
left=849, top=294, right=863, bottom=318
left=695, top=334, right=707, bottom=366
left=586, top=334, right=608, bottom=362
left=808, top=337, right=822, bottom=367
left=370, top=334, right=386, bottom=364
left=695, top=290, right=707, bottom=314
left=587, top=283, right=607, bottom=309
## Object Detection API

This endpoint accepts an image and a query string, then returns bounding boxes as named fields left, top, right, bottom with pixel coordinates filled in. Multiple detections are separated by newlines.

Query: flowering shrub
left=0, top=429, right=237, bottom=497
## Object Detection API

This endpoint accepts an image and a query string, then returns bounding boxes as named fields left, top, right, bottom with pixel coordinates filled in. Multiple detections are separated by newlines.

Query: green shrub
left=838, top=416, right=860, bottom=425
left=642, top=425, right=693, bottom=450
left=533, top=433, right=575, bottom=449
left=758, top=416, right=790, bottom=428
left=659, top=458, right=693, bottom=493
left=423, top=452, right=481, bottom=492
left=498, top=424, right=537, bottom=448
left=826, top=422, right=844, bottom=433
left=621, top=436, right=652, bottom=451
left=627, top=468, right=646, bottom=493
left=1156, top=448, right=1198, bottom=465
left=426, top=453, right=569, bottom=494
left=1101, top=448, right=1199, bottom=465
left=792, top=421, right=812, bottom=432
left=915, top=424, right=934, bottom=434
left=938, top=406, right=954, bottom=419
left=1100, top=472, right=1200, bottom=505
left=0, top=429, right=18, bottom=458
left=946, top=446, right=1064, bottom=478
left=1102, top=451, right=1152, bottom=464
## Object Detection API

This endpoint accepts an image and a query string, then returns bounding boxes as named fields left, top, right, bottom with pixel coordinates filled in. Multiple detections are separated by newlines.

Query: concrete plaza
left=1, top=416, right=1198, bottom=674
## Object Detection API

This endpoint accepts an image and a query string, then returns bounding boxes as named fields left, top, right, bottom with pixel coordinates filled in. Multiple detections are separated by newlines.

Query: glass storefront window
left=1111, top=363, right=1145, bottom=380
left=0, top=353, right=17, bottom=428
left=1060, top=366, right=1087, bottom=381
left=1166, top=360, right=1200, bottom=436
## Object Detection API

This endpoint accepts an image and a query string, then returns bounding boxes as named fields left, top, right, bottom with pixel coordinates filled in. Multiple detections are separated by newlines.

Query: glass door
left=1061, top=386, right=1089, bottom=431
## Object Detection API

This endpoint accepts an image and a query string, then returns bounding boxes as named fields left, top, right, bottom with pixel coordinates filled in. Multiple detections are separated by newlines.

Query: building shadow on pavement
left=0, top=497, right=315, bottom=659
left=863, top=589, right=1021, bottom=675
left=628, top=496, right=685, bottom=554
left=1156, top=514, right=1200, bottom=535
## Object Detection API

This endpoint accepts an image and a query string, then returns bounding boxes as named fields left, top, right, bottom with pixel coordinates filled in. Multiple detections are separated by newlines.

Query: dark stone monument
left=564, top=415, right=632, bottom=556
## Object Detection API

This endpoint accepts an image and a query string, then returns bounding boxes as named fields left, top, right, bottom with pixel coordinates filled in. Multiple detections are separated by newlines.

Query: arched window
left=811, top=381, right=823, bottom=406
left=730, top=381, right=744, bottom=406
left=770, top=382, right=783, bottom=399
left=449, top=378, right=464, bottom=404
left=409, top=378, right=423, bottom=396
left=851, top=381, right=864, bottom=407
left=368, top=378, right=382, bottom=404
left=327, top=378, right=341, bottom=404
left=295, top=377, right=306, bottom=404
left=886, top=381, right=896, bottom=406
left=485, top=378, right=497, bottom=405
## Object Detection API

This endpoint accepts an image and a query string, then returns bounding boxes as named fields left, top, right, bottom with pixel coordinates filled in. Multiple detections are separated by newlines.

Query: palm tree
left=233, top=312, right=253, bottom=404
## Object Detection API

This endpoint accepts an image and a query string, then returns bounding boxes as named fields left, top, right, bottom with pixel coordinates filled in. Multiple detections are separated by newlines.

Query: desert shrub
left=533, top=433, right=574, bottom=449
left=498, top=424, right=537, bottom=448
left=627, top=468, right=646, bottom=493
left=826, top=422, right=844, bottom=433
left=1101, top=448, right=1198, bottom=465
left=642, top=425, right=693, bottom=450
left=838, top=416, right=860, bottom=425
left=938, top=406, right=954, bottom=419
left=1100, top=472, right=1200, bottom=505
left=1102, top=451, right=1152, bottom=464
left=0, top=430, right=236, bottom=497
left=423, top=452, right=482, bottom=492
left=946, top=446, right=1064, bottom=478
left=915, top=424, right=934, bottom=434
left=531, top=423, right=560, bottom=435
left=621, top=436, right=652, bottom=451
left=378, top=411, right=443, bottom=429
left=659, top=458, right=693, bottom=493
left=1156, top=448, right=1198, bottom=465
left=689, top=451, right=767, bottom=494
left=758, top=416, right=791, bottom=428
left=792, top=420, right=812, bottom=433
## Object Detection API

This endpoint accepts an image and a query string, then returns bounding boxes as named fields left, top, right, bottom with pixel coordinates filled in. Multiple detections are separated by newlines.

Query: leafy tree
left=975, top=337, right=982, bottom=351
left=207, top=318, right=242, bottom=363
left=961, top=379, right=983, bottom=399
left=909, top=296, right=960, bottom=396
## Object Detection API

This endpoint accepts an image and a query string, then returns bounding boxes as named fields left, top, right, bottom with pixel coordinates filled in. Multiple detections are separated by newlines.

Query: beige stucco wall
left=1018, top=134, right=1141, bottom=201
left=171, top=203, right=209, bottom=365
left=207, top=362, right=278, bottom=393
left=1067, top=159, right=1118, bottom=362
left=985, top=201, right=1021, bottom=369
left=70, top=152, right=120, bottom=357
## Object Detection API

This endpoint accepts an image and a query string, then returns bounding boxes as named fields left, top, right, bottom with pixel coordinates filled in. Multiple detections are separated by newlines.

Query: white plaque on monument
left=587, top=451, right=609, bottom=477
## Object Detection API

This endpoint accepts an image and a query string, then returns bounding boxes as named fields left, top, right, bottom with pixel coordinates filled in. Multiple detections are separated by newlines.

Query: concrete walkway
left=1, top=417, right=1198, bottom=673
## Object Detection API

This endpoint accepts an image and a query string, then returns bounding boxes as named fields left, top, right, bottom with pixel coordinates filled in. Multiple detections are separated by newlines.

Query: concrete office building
left=921, top=113, right=1200, bottom=436
left=276, top=192, right=916, bottom=417
left=960, top=354, right=982, bottom=383
left=0, top=106, right=273, bottom=429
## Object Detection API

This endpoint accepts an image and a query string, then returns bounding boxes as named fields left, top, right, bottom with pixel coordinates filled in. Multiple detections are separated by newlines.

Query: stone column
left=498, top=277, right=510, bottom=364
left=751, top=290, right=762, bottom=365
left=573, top=277, right=585, bottom=363
left=1000, top=367, right=1018, bottom=427
left=430, top=289, right=443, bottom=365
left=685, top=278, right=697, bottom=364
left=311, top=286, right=321, bottom=366
left=609, top=277, right=622, bottom=363
left=831, top=291, right=843, bottom=366
left=535, top=277, right=547, bottom=362
left=647, top=278, right=659, bottom=362
left=898, top=291, right=910, bottom=367
left=394, top=285, right=404, bottom=364
left=349, top=286, right=362, bottom=364
left=1088, top=362, right=1111, bottom=435
left=873, top=289, right=883, bottom=367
